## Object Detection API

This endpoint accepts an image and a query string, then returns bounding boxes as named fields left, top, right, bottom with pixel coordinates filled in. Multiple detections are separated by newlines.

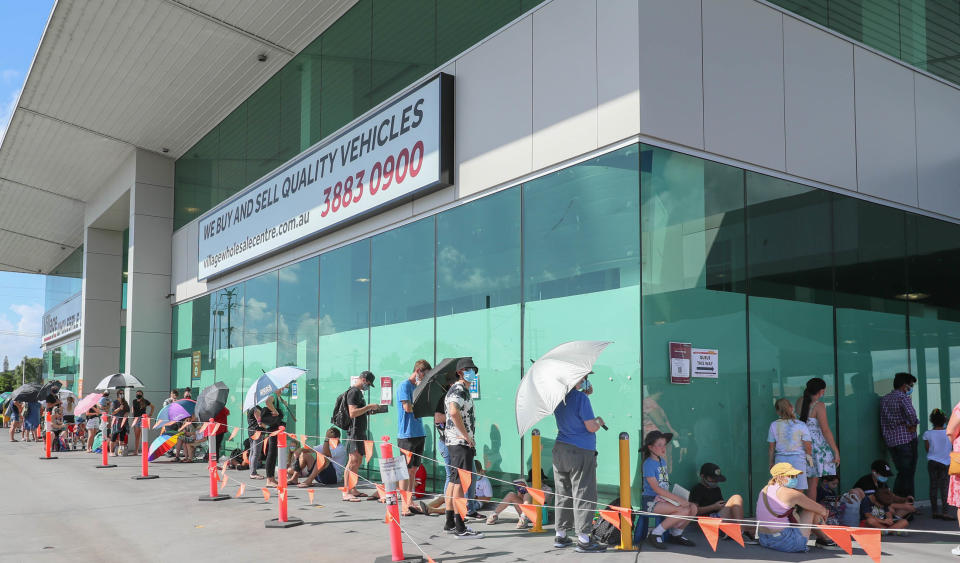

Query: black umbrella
left=38, top=380, right=62, bottom=402
left=197, top=381, right=229, bottom=422
left=411, top=358, right=461, bottom=418
left=10, top=383, right=42, bottom=403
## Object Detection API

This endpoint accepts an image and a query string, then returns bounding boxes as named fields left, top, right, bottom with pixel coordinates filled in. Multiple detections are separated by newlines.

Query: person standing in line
left=182, top=388, right=192, bottom=400
left=247, top=404, right=265, bottom=479
left=110, top=392, right=130, bottom=456
left=925, top=408, right=952, bottom=519
left=162, top=389, right=178, bottom=408
left=342, top=371, right=381, bottom=501
left=132, top=390, right=154, bottom=455
left=397, top=360, right=430, bottom=516
left=551, top=374, right=607, bottom=553
left=768, top=398, right=811, bottom=490
left=8, top=401, right=22, bottom=442
left=795, top=378, right=840, bottom=500
left=880, top=372, right=919, bottom=498
left=261, top=388, right=286, bottom=487
left=443, top=358, right=483, bottom=539
left=944, top=400, right=960, bottom=556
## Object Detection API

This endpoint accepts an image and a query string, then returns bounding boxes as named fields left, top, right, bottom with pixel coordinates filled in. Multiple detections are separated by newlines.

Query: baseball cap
left=642, top=430, right=674, bottom=449
left=456, top=357, right=478, bottom=373
left=871, top=459, right=893, bottom=477
left=360, top=371, right=375, bottom=386
left=770, top=462, right=802, bottom=477
left=699, top=462, right=727, bottom=482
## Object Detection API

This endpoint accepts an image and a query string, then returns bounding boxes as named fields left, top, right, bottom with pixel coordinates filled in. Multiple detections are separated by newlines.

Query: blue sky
left=0, top=0, right=56, bottom=363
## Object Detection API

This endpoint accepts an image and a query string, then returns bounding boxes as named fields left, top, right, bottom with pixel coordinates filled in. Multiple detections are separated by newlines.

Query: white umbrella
left=57, top=389, right=78, bottom=403
left=515, top=340, right=611, bottom=436
left=93, top=373, right=145, bottom=390
left=243, top=366, right=306, bottom=410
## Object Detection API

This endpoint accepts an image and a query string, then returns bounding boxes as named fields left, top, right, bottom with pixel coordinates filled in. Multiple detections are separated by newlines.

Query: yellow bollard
left=530, top=429, right=544, bottom=533
left=617, top=431, right=633, bottom=550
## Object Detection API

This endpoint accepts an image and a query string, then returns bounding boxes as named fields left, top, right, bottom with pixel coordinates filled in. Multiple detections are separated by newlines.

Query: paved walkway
left=2, top=440, right=959, bottom=562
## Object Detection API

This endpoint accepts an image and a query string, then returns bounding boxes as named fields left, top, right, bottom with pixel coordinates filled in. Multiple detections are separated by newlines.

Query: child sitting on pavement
left=688, top=462, right=757, bottom=543
left=485, top=470, right=553, bottom=529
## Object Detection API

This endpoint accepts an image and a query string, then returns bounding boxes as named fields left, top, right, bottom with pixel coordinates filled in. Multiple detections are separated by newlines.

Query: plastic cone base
left=96, top=464, right=117, bottom=468
left=199, top=494, right=230, bottom=501
left=39, top=456, right=58, bottom=460
left=132, top=475, right=159, bottom=480
left=265, top=517, right=304, bottom=528
left=373, top=555, right=423, bottom=563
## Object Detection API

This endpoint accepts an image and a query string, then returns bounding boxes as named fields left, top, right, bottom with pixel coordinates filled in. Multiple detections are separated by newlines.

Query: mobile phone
left=378, top=404, right=389, bottom=413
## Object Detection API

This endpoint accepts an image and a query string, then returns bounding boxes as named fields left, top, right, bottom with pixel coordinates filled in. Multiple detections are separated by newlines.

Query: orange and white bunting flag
left=364, top=440, right=374, bottom=463
left=455, top=469, right=471, bottom=492
left=235, top=483, right=245, bottom=497
left=329, top=437, right=339, bottom=449
left=519, top=503, right=541, bottom=524
left=526, top=487, right=545, bottom=505
left=819, top=526, right=852, bottom=555
left=339, top=470, right=358, bottom=494
left=399, top=448, right=413, bottom=465
left=261, top=487, right=271, bottom=501
left=197, top=422, right=210, bottom=435
left=130, top=418, right=139, bottom=428
left=251, top=431, right=262, bottom=441
left=599, top=509, right=621, bottom=530
left=376, top=484, right=386, bottom=501
left=210, top=423, right=221, bottom=435
left=228, top=426, right=239, bottom=441
left=307, top=489, right=315, bottom=504
left=452, top=497, right=469, bottom=520
left=851, top=529, right=882, bottom=563
left=698, top=517, right=722, bottom=551
left=121, top=417, right=128, bottom=428
left=269, top=429, right=281, bottom=437
left=718, top=522, right=744, bottom=547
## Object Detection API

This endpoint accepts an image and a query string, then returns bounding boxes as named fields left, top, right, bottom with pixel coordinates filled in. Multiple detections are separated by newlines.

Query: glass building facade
left=770, top=0, right=960, bottom=85
left=42, top=246, right=84, bottom=394
left=173, top=0, right=544, bottom=229
left=171, top=141, right=960, bottom=505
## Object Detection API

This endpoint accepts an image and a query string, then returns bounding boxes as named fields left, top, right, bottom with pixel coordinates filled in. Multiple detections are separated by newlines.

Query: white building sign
left=42, top=291, right=82, bottom=345
left=197, top=73, right=454, bottom=279
left=692, top=348, right=719, bottom=378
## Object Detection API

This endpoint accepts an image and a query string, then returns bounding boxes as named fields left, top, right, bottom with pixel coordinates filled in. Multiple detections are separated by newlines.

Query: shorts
left=346, top=439, right=361, bottom=454
left=397, top=436, right=425, bottom=468
left=447, top=444, right=475, bottom=484
left=318, top=463, right=338, bottom=485
left=758, top=527, right=808, bottom=553
left=86, top=419, right=99, bottom=430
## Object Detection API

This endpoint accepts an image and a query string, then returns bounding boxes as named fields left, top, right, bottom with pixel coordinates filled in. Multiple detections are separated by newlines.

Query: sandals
left=342, top=496, right=362, bottom=502
left=250, top=474, right=265, bottom=480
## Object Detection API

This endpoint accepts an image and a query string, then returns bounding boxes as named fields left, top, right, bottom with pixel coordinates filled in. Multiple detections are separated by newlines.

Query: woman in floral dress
left=795, top=378, right=839, bottom=501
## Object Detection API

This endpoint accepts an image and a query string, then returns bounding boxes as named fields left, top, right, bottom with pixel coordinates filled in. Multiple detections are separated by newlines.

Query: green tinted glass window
left=371, top=218, right=434, bottom=325
left=321, top=0, right=373, bottom=138
left=437, top=0, right=522, bottom=63
left=371, top=0, right=436, bottom=107
left=279, top=257, right=320, bottom=438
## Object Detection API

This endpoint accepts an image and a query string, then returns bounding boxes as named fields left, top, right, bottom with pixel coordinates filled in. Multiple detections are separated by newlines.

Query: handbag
left=761, top=486, right=797, bottom=523
left=949, top=452, right=960, bottom=476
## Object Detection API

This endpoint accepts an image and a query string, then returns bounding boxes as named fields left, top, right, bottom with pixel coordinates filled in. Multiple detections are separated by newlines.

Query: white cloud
left=0, top=87, right=20, bottom=144
left=0, top=302, right=43, bottom=363
left=1, top=69, right=19, bottom=84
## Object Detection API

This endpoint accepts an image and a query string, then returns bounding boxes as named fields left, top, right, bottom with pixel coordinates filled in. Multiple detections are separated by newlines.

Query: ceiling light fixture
left=257, top=53, right=268, bottom=62
left=895, top=292, right=929, bottom=301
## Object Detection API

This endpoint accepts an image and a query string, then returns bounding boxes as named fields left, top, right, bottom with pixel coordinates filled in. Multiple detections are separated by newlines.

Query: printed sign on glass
left=669, top=342, right=692, bottom=384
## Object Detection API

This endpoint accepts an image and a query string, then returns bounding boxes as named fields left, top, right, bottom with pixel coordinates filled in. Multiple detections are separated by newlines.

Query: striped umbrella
left=154, top=399, right=196, bottom=426
left=74, top=393, right=103, bottom=417
left=148, top=432, right=181, bottom=461
left=92, top=373, right=144, bottom=390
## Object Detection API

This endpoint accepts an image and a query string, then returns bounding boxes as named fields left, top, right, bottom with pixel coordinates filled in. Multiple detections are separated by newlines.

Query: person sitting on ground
left=285, top=446, right=322, bottom=488
left=176, top=416, right=198, bottom=462
left=642, top=430, right=697, bottom=550
left=858, top=488, right=910, bottom=532
left=50, top=406, right=66, bottom=451
left=688, top=462, right=757, bottom=543
left=853, top=459, right=916, bottom=521
left=755, top=463, right=830, bottom=553
left=467, top=460, right=493, bottom=516
left=485, top=473, right=553, bottom=528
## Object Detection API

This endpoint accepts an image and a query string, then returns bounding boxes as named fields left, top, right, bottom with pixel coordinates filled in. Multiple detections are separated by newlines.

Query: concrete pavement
left=2, top=439, right=959, bottom=562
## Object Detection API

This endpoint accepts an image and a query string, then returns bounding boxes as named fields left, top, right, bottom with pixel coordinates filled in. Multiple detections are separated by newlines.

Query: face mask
left=464, top=369, right=476, bottom=378
left=876, top=474, right=888, bottom=483
left=362, top=383, right=370, bottom=391
left=702, top=479, right=718, bottom=488
left=785, top=477, right=800, bottom=489
left=905, top=387, right=914, bottom=396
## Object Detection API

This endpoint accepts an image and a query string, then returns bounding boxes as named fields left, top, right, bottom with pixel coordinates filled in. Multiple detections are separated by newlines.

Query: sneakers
left=553, top=536, right=574, bottom=548
left=485, top=514, right=499, bottom=525
left=443, top=525, right=456, bottom=534
left=516, top=516, right=531, bottom=529
left=647, top=533, right=667, bottom=550
left=744, top=534, right=760, bottom=545
left=454, top=527, right=484, bottom=539
left=666, top=534, right=696, bottom=547
left=951, top=545, right=960, bottom=556
left=575, top=540, right=607, bottom=553
left=816, top=537, right=840, bottom=550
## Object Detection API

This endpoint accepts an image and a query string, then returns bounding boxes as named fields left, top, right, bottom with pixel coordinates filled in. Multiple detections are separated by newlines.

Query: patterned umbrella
left=242, top=366, right=306, bottom=410
left=148, top=432, right=181, bottom=461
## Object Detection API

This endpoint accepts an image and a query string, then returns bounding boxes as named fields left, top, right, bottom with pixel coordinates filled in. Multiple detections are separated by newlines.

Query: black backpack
left=331, top=389, right=352, bottom=430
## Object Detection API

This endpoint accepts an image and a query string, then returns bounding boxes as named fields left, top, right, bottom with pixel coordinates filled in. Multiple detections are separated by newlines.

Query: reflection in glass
left=279, top=258, right=320, bottom=438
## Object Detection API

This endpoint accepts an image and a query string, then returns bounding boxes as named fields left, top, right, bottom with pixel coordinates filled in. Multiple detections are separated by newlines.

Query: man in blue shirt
left=552, top=375, right=606, bottom=553
left=397, top=359, right=430, bottom=516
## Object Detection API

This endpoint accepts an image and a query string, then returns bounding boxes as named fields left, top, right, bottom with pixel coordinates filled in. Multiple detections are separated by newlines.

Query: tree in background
left=2, top=355, right=8, bottom=372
